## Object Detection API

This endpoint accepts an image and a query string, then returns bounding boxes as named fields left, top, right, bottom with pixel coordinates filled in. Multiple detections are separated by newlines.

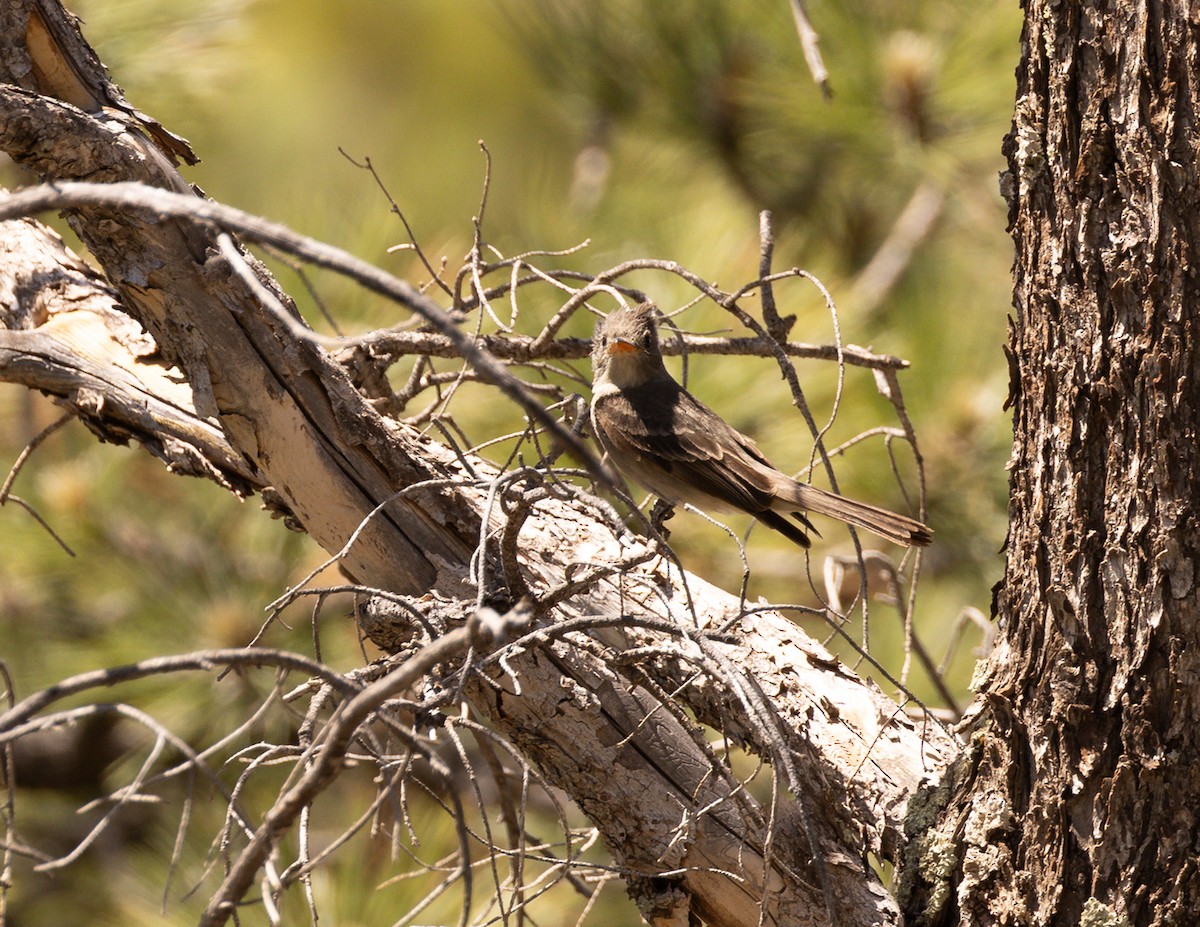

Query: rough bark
left=901, top=2, right=1200, bottom=925
left=0, top=2, right=950, bottom=924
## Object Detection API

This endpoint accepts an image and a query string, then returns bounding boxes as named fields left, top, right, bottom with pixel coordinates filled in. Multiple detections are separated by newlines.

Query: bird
left=588, top=302, right=932, bottom=549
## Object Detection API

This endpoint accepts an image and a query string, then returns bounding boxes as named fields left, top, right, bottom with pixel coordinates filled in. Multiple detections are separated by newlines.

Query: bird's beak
left=607, top=337, right=640, bottom=357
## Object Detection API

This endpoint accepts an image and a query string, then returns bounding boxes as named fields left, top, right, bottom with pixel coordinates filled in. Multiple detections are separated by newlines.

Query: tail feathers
left=756, top=510, right=816, bottom=549
left=782, top=483, right=933, bottom=548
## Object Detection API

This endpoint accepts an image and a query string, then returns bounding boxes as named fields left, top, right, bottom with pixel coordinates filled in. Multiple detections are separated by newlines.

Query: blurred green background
left=0, top=0, right=1019, bottom=923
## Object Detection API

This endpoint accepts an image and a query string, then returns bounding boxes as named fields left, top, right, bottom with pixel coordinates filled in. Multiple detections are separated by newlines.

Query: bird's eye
left=599, top=335, right=608, bottom=346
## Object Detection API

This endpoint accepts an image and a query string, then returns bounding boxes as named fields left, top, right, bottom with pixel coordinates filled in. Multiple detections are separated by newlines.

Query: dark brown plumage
left=589, top=302, right=932, bottom=548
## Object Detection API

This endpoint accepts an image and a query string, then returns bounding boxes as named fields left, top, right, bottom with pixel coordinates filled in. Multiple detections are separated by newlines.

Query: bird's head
left=591, top=302, right=667, bottom=389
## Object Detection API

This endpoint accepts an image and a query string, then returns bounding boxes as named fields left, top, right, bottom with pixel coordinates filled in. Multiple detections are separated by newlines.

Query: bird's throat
left=601, top=354, right=658, bottom=390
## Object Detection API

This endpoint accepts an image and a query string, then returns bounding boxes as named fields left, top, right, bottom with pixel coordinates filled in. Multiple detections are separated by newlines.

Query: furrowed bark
left=901, top=3, right=1200, bottom=925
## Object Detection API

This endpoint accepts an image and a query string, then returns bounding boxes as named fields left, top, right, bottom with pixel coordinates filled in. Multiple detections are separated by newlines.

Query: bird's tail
left=781, top=483, right=933, bottom=548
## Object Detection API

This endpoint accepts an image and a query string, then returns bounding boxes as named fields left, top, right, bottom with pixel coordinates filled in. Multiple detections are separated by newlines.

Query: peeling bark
left=0, top=212, right=259, bottom=492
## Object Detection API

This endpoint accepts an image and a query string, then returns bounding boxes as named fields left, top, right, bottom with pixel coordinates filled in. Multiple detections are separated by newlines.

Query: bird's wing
left=594, top=382, right=781, bottom=512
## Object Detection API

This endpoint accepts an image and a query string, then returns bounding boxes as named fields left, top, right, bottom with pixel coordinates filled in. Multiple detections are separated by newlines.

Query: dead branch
left=199, top=608, right=521, bottom=927
left=0, top=5, right=961, bottom=926
left=0, top=213, right=260, bottom=494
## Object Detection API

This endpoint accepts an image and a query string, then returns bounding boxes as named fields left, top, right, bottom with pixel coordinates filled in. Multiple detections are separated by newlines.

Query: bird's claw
left=650, top=499, right=676, bottom=538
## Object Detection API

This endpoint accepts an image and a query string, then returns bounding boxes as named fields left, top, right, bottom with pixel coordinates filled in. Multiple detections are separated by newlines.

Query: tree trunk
left=903, top=2, right=1200, bottom=924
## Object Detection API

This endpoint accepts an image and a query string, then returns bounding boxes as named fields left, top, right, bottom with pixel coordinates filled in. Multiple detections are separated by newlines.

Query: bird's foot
left=649, top=499, right=676, bottom=539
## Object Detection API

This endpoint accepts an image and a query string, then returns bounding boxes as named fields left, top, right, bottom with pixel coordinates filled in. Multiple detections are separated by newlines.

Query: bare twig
left=788, top=0, right=831, bottom=97
left=939, top=607, right=996, bottom=674
left=361, top=329, right=909, bottom=368
left=0, top=414, right=76, bottom=555
left=340, top=148, right=455, bottom=299
left=0, top=182, right=610, bottom=484
left=199, top=606, right=525, bottom=927
left=0, top=649, right=356, bottom=736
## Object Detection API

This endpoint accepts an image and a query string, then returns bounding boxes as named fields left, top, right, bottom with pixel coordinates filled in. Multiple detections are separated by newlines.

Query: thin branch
left=0, top=649, right=356, bottom=737
left=850, top=181, right=944, bottom=318
left=359, top=330, right=909, bottom=368
left=788, top=0, right=831, bottom=96
left=0, top=414, right=76, bottom=555
left=199, top=606, right=529, bottom=927
left=0, top=182, right=610, bottom=485
left=339, top=148, right=454, bottom=299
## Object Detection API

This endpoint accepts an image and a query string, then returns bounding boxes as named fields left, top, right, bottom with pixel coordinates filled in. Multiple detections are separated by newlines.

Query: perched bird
left=589, top=302, right=932, bottom=548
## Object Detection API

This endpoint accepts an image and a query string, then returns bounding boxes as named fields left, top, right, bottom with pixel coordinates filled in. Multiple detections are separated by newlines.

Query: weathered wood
left=0, top=214, right=259, bottom=492
left=0, top=2, right=954, bottom=924
left=0, top=195, right=949, bottom=925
